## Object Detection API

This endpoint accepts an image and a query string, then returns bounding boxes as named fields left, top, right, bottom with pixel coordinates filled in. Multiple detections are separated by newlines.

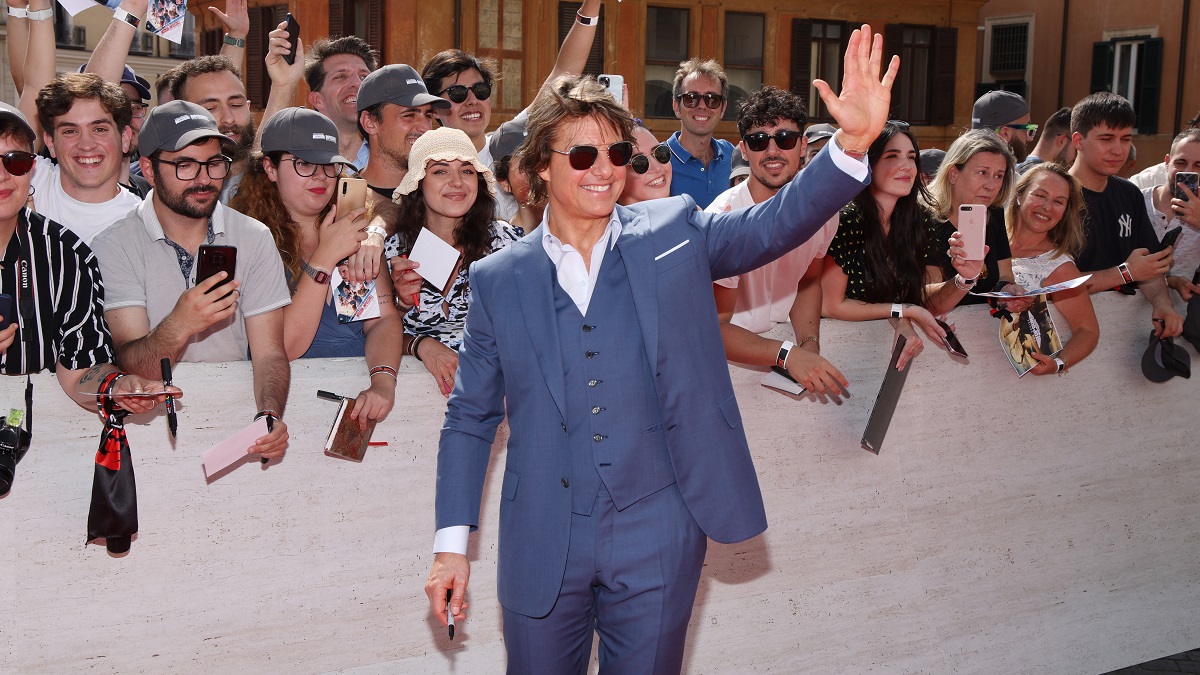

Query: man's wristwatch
left=223, top=34, right=246, bottom=48
left=301, top=260, right=331, bottom=285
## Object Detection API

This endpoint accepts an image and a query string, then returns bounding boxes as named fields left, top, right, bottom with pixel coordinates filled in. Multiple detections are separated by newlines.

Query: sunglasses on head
left=676, top=92, right=725, bottom=109
left=1, top=151, right=35, bottom=177
left=741, top=130, right=802, bottom=153
left=437, top=82, right=493, bottom=104
left=550, top=141, right=634, bottom=171
left=630, top=143, right=671, bottom=174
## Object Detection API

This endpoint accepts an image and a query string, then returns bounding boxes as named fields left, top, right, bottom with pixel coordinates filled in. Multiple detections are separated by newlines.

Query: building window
left=645, top=6, right=688, bottom=118
left=471, top=0, right=528, bottom=113
left=247, top=4, right=288, bottom=110
left=723, top=12, right=763, bottom=121
left=329, top=0, right=383, bottom=58
left=1090, top=36, right=1163, bottom=134
left=169, top=13, right=197, bottom=59
left=989, top=22, right=1028, bottom=76
left=790, top=20, right=848, bottom=123
left=885, top=24, right=957, bottom=126
left=556, top=2, right=604, bottom=77
left=54, top=12, right=86, bottom=50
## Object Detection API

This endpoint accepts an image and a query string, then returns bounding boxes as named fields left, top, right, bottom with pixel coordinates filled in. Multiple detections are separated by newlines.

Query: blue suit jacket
left=435, top=147, right=868, bottom=618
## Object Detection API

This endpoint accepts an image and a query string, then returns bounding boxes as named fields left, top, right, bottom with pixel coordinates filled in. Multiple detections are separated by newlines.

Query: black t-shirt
left=1076, top=177, right=1159, bottom=283
left=943, top=206, right=1013, bottom=306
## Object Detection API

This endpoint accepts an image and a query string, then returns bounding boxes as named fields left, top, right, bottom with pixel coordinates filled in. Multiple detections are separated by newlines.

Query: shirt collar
left=667, top=131, right=726, bottom=163
left=540, top=208, right=623, bottom=262
left=139, top=190, right=228, bottom=242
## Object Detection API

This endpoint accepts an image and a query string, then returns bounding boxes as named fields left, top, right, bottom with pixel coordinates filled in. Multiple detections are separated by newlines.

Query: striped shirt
left=0, top=208, right=113, bottom=375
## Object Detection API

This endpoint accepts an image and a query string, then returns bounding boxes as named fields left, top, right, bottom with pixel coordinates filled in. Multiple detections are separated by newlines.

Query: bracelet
left=410, top=334, right=426, bottom=362
left=1054, top=357, right=1068, bottom=375
left=776, top=340, right=794, bottom=368
left=369, top=364, right=398, bottom=380
left=6, top=6, right=26, bottom=18
left=25, top=6, right=51, bottom=20
left=832, top=131, right=868, bottom=160
left=890, top=303, right=904, bottom=319
left=112, top=7, right=141, bottom=29
left=798, top=335, right=819, bottom=349
left=953, top=273, right=978, bottom=291
left=575, top=10, right=599, bottom=26
left=1117, top=262, right=1134, bottom=284
left=223, top=33, right=245, bottom=48
left=254, top=409, right=280, bottom=422
left=364, top=225, right=387, bottom=238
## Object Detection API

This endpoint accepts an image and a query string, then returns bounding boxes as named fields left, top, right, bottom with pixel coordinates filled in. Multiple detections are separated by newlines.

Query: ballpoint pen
left=160, top=357, right=177, bottom=438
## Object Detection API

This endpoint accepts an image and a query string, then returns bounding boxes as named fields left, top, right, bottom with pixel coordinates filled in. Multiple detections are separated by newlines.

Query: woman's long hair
left=230, top=151, right=333, bottom=289
left=1005, top=162, right=1088, bottom=258
left=391, top=174, right=497, bottom=266
left=924, top=129, right=1017, bottom=217
left=854, top=122, right=936, bottom=305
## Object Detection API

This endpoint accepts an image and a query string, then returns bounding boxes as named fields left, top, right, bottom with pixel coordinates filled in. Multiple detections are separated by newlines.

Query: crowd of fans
left=0, top=0, right=1197, bottom=499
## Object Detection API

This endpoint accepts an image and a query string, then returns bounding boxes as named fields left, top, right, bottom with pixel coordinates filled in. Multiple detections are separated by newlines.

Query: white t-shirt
left=707, top=178, right=838, bottom=334
left=29, top=155, right=142, bottom=245
left=1142, top=185, right=1200, bottom=280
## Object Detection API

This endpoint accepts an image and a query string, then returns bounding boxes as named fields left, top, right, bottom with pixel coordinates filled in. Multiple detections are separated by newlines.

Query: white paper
left=201, top=418, right=268, bottom=478
left=56, top=0, right=116, bottom=17
left=409, top=228, right=461, bottom=292
left=970, top=274, right=1091, bottom=298
left=760, top=369, right=806, bottom=396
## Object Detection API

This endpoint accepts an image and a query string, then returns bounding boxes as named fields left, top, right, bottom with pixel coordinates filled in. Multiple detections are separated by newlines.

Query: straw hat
left=394, top=127, right=496, bottom=201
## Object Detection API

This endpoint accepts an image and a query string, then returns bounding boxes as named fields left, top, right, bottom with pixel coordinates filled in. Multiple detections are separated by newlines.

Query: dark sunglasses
left=550, top=141, right=634, bottom=171
left=630, top=144, right=671, bottom=174
left=676, top=92, right=725, bottom=109
left=742, top=130, right=802, bottom=153
left=1, top=151, right=36, bottom=176
left=437, top=82, right=492, bottom=104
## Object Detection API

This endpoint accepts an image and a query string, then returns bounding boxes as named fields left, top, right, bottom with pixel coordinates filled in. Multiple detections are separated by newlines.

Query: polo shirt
left=91, top=195, right=291, bottom=363
left=666, top=131, right=734, bottom=209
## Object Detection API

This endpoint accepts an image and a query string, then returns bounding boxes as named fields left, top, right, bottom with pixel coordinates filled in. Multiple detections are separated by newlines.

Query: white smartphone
left=598, top=74, right=624, bottom=104
left=958, top=204, right=987, bottom=261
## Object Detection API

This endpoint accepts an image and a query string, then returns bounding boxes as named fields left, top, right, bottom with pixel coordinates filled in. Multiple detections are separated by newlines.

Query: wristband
left=953, top=273, right=978, bottom=291
left=369, top=364, right=398, bottom=380
left=410, top=334, right=426, bottom=362
left=25, top=6, right=51, bottom=20
left=254, top=410, right=279, bottom=422
left=112, top=7, right=141, bottom=29
left=890, top=303, right=904, bottom=319
left=575, top=11, right=599, bottom=26
left=1054, top=357, right=1068, bottom=375
left=364, top=225, right=387, bottom=238
left=223, top=33, right=245, bottom=48
left=6, top=6, right=27, bottom=18
left=776, top=340, right=794, bottom=368
left=1117, top=262, right=1134, bottom=284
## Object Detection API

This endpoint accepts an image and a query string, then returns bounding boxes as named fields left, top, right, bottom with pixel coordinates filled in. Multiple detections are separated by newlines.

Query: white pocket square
left=654, top=239, right=690, bottom=261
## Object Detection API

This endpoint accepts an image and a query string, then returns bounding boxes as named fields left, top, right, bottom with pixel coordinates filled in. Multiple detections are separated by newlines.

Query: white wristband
left=112, top=7, right=141, bottom=29
left=890, top=303, right=904, bottom=319
left=25, top=6, right=51, bottom=20
left=7, top=6, right=27, bottom=18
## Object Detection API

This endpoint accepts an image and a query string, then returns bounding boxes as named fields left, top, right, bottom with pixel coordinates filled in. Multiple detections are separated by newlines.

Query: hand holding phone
left=336, top=177, right=368, bottom=215
left=196, top=245, right=238, bottom=297
left=282, top=13, right=300, bottom=66
left=1175, top=171, right=1199, bottom=202
left=598, top=74, right=624, bottom=105
left=1158, top=225, right=1183, bottom=253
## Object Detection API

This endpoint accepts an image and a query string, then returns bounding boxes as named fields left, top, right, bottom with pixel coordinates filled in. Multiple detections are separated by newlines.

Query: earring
left=28, top=185, right=35, bottom=197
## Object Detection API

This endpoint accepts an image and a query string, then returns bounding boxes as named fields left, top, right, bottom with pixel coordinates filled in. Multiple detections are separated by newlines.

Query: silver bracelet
left=953, top=274, right=978, bottom=291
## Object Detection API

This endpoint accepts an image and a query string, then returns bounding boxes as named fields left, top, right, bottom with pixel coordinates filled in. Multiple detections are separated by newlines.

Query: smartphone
left=0, top=293, right=13, bottom=331
left=958, top=205, right=987, bottom=261
left=1158, top=225, right=1183, bottom=252
left=1175, top=171, right=1199, bottom=201
left=282, top=13, right=300, bottom=66
left=935, top=318, right=968, bottom=358
left=598, top=74, right=624, bottom=104
left=336, top=176, right=368, bottom=216
left=196, top=245, right=238, bottom=292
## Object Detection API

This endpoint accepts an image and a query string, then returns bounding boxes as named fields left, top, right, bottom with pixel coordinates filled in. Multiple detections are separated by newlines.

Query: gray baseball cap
left=804, top=123, right=837, bottom=143
left=261, top=108, right=353, bottom=167
left=972, top=90, right=1029, bottom=130
left=730, top=146, right=750, bottom=180
left=356, top=64, right=450, bottom=112
left=0, top=101, right=35, bottom=140
left=138, top=100, right=233, bottom=157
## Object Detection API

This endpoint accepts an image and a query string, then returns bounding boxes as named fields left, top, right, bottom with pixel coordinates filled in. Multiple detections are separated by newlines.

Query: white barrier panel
left=3, top=293, right=1198, bottom=674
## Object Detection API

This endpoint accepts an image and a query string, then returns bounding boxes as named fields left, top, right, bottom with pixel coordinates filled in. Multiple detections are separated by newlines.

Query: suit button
left=561, top=423, right=567, bottom=432
left=561, top=478, right=569, bottom=488
left=586, top=350, right=596, bottom=358
left=593, top=434, right=604, bottom=442
left=591, top=406, right=602, bottom=414
left=588, top=379, right=600, bottom=387
left=582, top=324, right=592, bottom=332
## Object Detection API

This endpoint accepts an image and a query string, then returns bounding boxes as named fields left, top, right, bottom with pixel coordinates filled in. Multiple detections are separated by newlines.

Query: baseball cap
left=0, top=101, right=35, bottom=140
left=972, top=90, right=1030, bottom=130
left=1141, top=331, right=1191, bottom=382
left=804, top=123, right=836, bottom=144
left=356, top=64, right=450, bottom=112
left=138, top=100, right=232, bottom=157
left=395, top=127, right=495, bottom=199
left=488, top=122, right=528, bottom=162
left=920, top=148, right=947, bottom=176
left=260, top=108, right=353, bottom=168
left=75, top=64, right=152, bottom=101
left=730, top=146, right=750, bottom=181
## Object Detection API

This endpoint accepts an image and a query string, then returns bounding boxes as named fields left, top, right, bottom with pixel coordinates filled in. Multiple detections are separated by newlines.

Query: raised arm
left=813, top=24, right=899, bottom=153
left=251, top=20, right=306, bottom=152
left=85, top=0, right=149, bottom=88
left=11, top=0, right=55, bottom=143
left=542, top=0, right=603, bottom=86
left=211, top=0, right=250, bottom=63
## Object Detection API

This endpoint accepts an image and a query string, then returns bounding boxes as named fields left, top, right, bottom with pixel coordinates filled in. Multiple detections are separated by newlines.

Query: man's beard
left=153, top=165, right=221, bottom=219
left=223, top=119, right=256, bottom=163
left=1008, top=135, right=1030, bottom=163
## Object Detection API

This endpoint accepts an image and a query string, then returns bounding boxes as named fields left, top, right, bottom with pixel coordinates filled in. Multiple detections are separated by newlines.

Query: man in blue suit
left=425, top=25, right=899, bottom=673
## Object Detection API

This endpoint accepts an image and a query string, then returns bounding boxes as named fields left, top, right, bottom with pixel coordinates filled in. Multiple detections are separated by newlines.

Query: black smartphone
left=196, top=245, right=238, bottom=292
left=935, top=318, right=968, bottom=358
left=1175, top=171, right=1199, bottom=201
left=0, top=293, right=13, bottom=331
left=1158, top=225, right=1183, bottom=252
left=282, top=13, right=300, bottom=66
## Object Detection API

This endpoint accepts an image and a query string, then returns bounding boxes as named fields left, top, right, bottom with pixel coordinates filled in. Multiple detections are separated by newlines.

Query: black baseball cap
left=74, top=64, right=152, bottom=101
left=356, top=64, right=450, bottom=112
left=261, top=108, right=353, bottom=167
left=1141, top=331, right=1191, bottom=382
left=138, top=100, right=233, bottom=157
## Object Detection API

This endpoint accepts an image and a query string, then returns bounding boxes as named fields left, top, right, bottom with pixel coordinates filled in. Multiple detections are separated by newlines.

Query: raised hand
left=812, top=24, right=899, bottom=151
left=208, top=0, right=249, bottom=41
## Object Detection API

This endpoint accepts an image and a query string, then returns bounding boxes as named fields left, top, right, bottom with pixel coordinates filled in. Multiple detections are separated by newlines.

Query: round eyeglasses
left=630, top=143, right=671, bottom=174
left=437, top=82, right=493, bottom=104
left=281, top=157, right=344, bottom=178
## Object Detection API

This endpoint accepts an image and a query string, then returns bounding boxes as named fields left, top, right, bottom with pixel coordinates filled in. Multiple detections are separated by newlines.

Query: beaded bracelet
left=369, top=365, right=398, bottom=380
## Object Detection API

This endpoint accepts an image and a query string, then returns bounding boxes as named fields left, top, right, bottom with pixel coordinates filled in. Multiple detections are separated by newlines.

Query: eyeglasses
left=0, top=151, right=36, bottom=176
left=281, top=157, right=343, bottom=178
left=676, top=92, right=725, bottom=109
left=130, top=102, right=148, bottom=119
left=742, top=130, right=803, bottom=152
left=437, top=82, right=492, bottom=104
left=630, top=144, right=671, bottom=174
left=1004, top=123, right=1039, bottom=139
left=154, top=156, right=233, bottom=181
left=550, top=141, right=634, bottom=171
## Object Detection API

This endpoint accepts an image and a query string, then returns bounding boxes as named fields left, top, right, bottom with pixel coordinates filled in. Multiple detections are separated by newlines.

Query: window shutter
left=1135, top=37, right=1163, bottom=134
left=930, top=26, right=957, bottom=126
left=789, top=19, right=813, bottom=110
left=1090, top=41, right=1114, bottom=93
left=329, top=0, right=344, bottom=37
left=367, top=0, right=383, bottom=56
left=884, top=24, right=903, bottom=118
left=558, top=2, right=605, bottom=76
left=246, top=8, right=266, bottom=108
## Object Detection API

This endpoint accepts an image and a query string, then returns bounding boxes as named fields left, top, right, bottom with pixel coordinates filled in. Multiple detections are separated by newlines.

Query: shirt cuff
left=826, top=139, right=870, bottom=182
left=433, top=525, right=470, bottom=555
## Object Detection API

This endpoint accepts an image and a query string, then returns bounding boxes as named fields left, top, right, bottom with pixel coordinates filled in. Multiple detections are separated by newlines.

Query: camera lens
left=0, top=423, right=20, bottom=495
left=214, top=254, right=225, bottom=265
left=599, top=76, right=609, bottom=86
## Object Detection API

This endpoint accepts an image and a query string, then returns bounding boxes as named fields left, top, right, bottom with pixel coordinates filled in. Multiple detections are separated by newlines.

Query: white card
left=760, top=369, right=806, bottom=396
left=201, top=418, right=269, bottom=478
left=409, top=228, right=461, bottom=292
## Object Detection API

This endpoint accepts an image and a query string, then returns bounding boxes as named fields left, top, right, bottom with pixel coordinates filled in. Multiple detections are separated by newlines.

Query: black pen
left=262, top=414, right=273, bottom=465
left=317, top=389, right=348, bottom=402
left=160, top=357, right=177, bottom=438
left=445, top=589, right=455, bottom=640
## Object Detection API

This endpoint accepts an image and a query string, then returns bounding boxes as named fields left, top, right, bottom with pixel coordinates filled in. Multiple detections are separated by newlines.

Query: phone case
left=336, top=177, right=368, bottom=216
left=958, top=205, right=987, bottom=260
left=196, top=245, right=238, bottom=286
left=282, top=15, right=300, bottom=65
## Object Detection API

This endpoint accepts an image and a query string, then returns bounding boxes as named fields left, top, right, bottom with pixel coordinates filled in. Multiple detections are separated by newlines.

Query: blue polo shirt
left=666, top=131, right=735, bottom=209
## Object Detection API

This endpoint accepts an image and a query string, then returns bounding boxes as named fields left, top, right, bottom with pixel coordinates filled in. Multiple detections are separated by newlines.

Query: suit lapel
left=614, top=207, right=660, bottom=366
left=513, top=228, right=567, bottom=420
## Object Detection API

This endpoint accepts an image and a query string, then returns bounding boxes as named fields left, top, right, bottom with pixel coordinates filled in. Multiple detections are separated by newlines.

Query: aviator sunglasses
left=675, top=92, right=725, bottom=109
left=630, top=143, right=671, bottom=174
left=550, top=141, right=635, bottom=171
left=0, top=150, right=36, bottom=176
left=437, top=82, right=493, bottom=104
left=741, top=130, right=802, bottom=153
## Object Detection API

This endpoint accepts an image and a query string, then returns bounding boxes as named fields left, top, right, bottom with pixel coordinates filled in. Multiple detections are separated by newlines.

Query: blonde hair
left=1005, top=162, right=1087, bottom=258
left=924, top=130, right=1017, bottom=218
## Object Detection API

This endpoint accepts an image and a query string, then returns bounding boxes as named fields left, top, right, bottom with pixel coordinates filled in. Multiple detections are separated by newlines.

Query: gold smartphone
left=335, top=176, right=368, bottom=216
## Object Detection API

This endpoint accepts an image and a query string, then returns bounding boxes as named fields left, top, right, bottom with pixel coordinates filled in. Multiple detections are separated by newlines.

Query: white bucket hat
left=394, top=127, right=496, bottom=201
